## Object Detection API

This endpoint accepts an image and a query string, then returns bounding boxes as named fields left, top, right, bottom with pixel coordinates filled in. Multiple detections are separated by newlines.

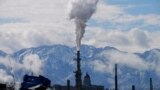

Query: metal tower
left=150, top=78, right=153, bottom=90
left=115, top=64, right=118, bottom=90
left=75, top=51, right=82, bottom=90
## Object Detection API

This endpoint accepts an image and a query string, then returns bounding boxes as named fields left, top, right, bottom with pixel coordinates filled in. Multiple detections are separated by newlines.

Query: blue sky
left=0, top=0, right=160, bottom=53
left=105, top=0, right=160, bottom=15
left=89, top=0, right=160, bottom=32
left=0, top=18, right=25, bottom=24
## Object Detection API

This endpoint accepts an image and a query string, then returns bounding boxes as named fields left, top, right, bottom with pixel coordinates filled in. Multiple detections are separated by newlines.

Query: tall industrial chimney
left=75, top=51, right=82, bottom=90
left=67, top=80, right=70, bottom=90
left=115, top=64, right=118, bottom=90
left=132, top=85, right=135, bottom=90
left=150, top=78, right=153, bottom=90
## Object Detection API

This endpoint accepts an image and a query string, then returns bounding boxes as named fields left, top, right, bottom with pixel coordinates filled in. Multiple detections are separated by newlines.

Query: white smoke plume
left=0, top=54, right=43, bottom=84
left=68, top=0, right=99, bottom=51
left=22, top=54, right=44, bottom=76
left=0, top=54, right=43, bottom=75
left=0, top=69, right=13, bottom=83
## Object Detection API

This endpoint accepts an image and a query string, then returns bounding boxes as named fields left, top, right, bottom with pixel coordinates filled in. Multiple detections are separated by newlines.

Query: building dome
left=83, top=73, right=91, bottom=86
left=84, top=73, right=90, bottom=79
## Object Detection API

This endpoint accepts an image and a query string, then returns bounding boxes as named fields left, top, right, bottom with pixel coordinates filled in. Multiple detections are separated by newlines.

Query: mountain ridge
left=0, top=44, right=160, bottom=90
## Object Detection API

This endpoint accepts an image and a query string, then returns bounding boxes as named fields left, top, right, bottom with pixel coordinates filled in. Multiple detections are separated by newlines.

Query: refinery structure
left=53, top=50, right=104, bottom=90
left=0, top=0, right=158, bottom=90
left=0, top=59, right=156, bottom=90
left=17, top=50, right=105, bottom=90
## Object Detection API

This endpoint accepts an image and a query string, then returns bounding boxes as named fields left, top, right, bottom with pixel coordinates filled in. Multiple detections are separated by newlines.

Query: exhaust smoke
left=68, top=0, right=99, bottom=51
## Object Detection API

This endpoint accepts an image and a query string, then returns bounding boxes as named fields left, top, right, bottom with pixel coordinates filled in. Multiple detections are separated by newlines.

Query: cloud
left=90, top=49, right=150, bottom=75
left=0, top=0, right=78, bottom=53
left=90, top=60, right=107, bottom=73
left=93, top=1, right=124, bottom=23
left=0, top=0, right=160, bottom=53
left=0, top=23, right=159, bottom=53
left=130, top=28, right=150, bottom=48
left=146, top=49, right=160, bottom=76
left=0, top=55, right=23, bottom=71
left=88, top=47, right=160, bottom=78
left=0, top=21, right=160, bottom=53
left=102, top=50, right=149, bottom=71
left=142, top=14, right=160, bottom=26
left=89, top=48, right=160, bottom=78
left=84, top=27, right=156, bottom=52
left=0, top=69, right=13, bottom=83
left=0, top=22, right=75, bottom=53
left=0, top=0, right=68, bottom=23
left=93, top=1, right=160, bottom=26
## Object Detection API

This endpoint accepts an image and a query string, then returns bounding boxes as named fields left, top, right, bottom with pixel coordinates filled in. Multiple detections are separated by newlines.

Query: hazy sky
left=0, top=0, right=160, bottom=53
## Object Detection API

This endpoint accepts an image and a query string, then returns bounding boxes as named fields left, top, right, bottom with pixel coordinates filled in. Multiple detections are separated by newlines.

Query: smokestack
left=132, top=85, right=135, bottom=90
left=75, top=51, right=82, bottom=90
left=150, top=78, right=153, bottom=90
left=67, top=80, right=70, bottom=90
left=115, top=64, right=118, bottom=90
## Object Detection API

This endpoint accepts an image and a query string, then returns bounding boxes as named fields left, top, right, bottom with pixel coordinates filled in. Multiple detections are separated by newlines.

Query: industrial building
left=0, top=83, right=7, bottom=90
left=53, top=73, right=104, bottom=90
left=18, top=51, right=105, bottom=90
left=20, top=74, right=51, bottom=90
left=1, top=50, right=155, bottom=90
left=0, top=83, right=14, bottom=90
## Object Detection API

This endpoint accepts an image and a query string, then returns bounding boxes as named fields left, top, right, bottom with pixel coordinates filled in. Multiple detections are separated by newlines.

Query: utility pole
left=67, top=80, right=70, bottom=90
left=132, top=85, right=135, bottom=90
left=150, top=78, right=153, bottom=90
left=115, top=64, right=118, bottom=90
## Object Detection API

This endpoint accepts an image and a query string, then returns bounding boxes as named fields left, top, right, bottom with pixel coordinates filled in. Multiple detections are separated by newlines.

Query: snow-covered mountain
left=0, top=50, right=7, bottom=57
left=0, top=45, right=160, bottom=90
